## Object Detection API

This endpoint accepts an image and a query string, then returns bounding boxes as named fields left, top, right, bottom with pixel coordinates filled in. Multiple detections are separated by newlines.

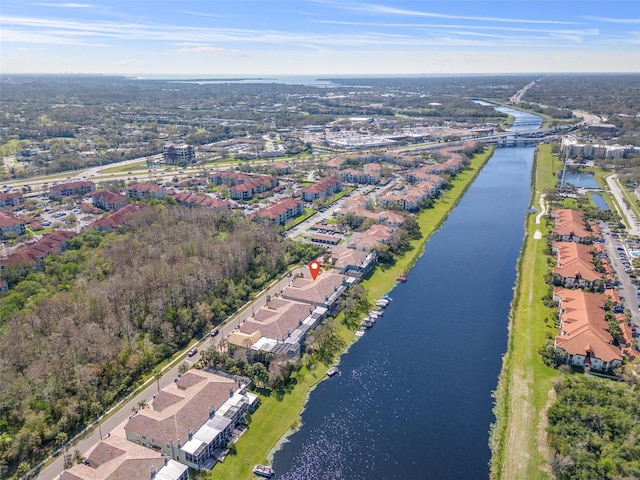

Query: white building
left=163, top=144, right=196, bottom=165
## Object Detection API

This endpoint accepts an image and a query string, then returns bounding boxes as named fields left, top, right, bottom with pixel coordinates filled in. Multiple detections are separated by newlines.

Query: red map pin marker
left=308, top=260, right=320, bottom=280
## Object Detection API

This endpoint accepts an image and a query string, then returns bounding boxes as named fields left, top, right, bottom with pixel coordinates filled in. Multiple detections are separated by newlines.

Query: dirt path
left=534, top=194, right=546, bottom=240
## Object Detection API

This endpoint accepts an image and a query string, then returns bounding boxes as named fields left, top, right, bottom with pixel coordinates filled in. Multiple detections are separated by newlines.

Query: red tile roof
left=554, top=288, right=622, bottom=363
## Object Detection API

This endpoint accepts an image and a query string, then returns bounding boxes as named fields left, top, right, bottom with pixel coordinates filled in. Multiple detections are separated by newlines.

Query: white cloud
left=313, top=0, right=579, bottom=25
left=583, top=16, right=640, bottom=24
left=34, top=2, right=93, bottom=7
left=176, top=43, right=246, bottom=56
left=180, top=10, right=222, bottom=18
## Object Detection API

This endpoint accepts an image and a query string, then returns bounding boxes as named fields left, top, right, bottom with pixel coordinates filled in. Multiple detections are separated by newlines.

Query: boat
left=253, top=465, right=274, bottom=477
left=371, top=309, right=384, bottom=316
left=327, top=366, right=340, bottom=377
left=376, top=299, right=389, bottom=308
left=396, top=276, right=407, bottom=282
left=382, top=295, right=393, bottom=301
left=368, top=311, right=379, bottom=319
left=361, top=319, right=374, bottom=328
left=355, top=329, right=366, bottom=337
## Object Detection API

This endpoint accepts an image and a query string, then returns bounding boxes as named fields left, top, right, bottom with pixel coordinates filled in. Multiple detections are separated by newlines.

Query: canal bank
left=210, top=148, right=494, bottom=480
left=490, top=144, right=560, bottom=480
left=361, top=147, right=495, bottom=301
left=270, top=109, right=539, bottom=478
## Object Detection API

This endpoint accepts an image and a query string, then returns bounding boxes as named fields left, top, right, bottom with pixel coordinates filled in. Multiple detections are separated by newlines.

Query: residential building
left=300, top=178, right=342, bottom=202
left=281, top=269, right=348, bottom=312
left=49, top=181, right=96, bottom=199
left=326, top=245, right=377, bottom=277
left=404, top=168, right=445, bottom=187
left=0, top=211, right=26, bottom=238
left=552, top=241, right=603, bottom=288
left=552, top=209, right=594, bottom=243
left=0, top=230, right=76, bottom=272
left=227, top=297, right=325, bottom=360
left=171, top=193, right=231, bottom=211
left=92, top=191, right=128, bottom=211
left=378, top=193, right=416, bottom=211
left=554, top=288, right=623, bottom=371
left=92, top=204, right=145, bottom=231
left=58, top=434, right=188, bottom=480
left=127, top=183, right=167, bottom=200
left=0, top=192, right=24, bottom=208
left=353, top=225, right=397, bottom=251
left=255, top=198, right=304, bottom=225
left=561, top=135, right=640, bottom=160
left=124, top=370, right=258, bottom=470
left=338, top=163, right=381, bottom=184
left=341, top=194, right=373, bottom=210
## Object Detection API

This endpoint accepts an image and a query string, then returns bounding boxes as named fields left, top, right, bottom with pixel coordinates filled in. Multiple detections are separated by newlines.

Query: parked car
left=188, top=348, right=198, bottom=357
left=210, top=329, right=220, bottom=337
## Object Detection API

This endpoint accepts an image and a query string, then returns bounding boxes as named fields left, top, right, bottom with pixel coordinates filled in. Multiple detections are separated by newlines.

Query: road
left=606, top=174, right=640, bottom=237
left=510, top=80, right=535, bottom=103
left=600, top=224, right=640, bottom=329
left=34, top=265, right=306, bottom=480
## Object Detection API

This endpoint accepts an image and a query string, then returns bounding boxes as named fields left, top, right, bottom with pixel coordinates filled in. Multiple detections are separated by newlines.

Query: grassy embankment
left=211, top=148, right=494, bottom=480
left=490, top=144, right=561, bottom=480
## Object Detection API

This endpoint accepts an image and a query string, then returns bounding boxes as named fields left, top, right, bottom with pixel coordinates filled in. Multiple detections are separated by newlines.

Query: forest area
left=0, top=206, right=321, bottom=478
left=548, top=372, right=640, bottom=480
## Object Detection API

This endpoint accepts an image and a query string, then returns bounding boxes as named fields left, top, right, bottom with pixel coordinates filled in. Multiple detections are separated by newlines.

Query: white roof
left=181, top=415, right=233, bottom=454
left=154, top=460, right=188, bottom=480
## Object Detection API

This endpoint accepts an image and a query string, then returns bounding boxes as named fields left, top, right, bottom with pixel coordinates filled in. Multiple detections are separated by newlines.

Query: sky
left=1, top=0, right=639, bottom=76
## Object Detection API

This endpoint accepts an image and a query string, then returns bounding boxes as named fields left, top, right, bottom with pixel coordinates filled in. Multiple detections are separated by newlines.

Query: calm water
left=560, top=170, right=599, bottom=188
left=591, top=193, right=610, bottom=211
left=271, top=108, right=538, bottom=479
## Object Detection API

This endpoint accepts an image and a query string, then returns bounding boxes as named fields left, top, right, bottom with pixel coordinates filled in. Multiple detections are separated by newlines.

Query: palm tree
left=153, top=368, right=162, bottom=393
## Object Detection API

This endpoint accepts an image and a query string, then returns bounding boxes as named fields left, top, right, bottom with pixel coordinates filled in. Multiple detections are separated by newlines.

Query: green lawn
left=535, top=145, right=561, bottom=192
left=100, top=160, right=148, bottom=174
left=284, top=208, right=316, bottom=230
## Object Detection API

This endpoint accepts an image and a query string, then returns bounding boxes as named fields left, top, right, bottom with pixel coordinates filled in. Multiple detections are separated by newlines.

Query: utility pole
left=97, top=413, right=103, bottom=440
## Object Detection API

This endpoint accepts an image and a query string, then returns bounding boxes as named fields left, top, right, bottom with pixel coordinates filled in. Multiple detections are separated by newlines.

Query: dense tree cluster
left=547, top=374, right=640, bottom=480
left=0, top=206, right=321, bottom=477
left=522, top=74, right=640, bottom=138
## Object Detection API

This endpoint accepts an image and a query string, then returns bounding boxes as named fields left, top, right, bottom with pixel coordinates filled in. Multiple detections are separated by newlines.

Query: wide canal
left=271, top=107, right=541, bottom=479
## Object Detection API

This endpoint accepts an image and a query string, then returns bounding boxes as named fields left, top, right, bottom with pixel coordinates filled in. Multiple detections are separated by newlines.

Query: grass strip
left=100, top=160, right=148, bottom=174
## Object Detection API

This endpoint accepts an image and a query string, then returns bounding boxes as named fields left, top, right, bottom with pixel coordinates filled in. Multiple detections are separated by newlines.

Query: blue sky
left=1, top=1, right=639, bottom=75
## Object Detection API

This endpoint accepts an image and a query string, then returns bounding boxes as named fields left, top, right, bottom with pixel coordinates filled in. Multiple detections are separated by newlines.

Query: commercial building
left=163, top=144, right=196, bottom=166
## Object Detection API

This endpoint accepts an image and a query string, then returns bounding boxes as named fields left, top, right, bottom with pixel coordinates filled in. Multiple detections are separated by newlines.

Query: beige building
left=124, top=370, right=258, bottom=470
left=58, top=433, right=188, bottom=480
